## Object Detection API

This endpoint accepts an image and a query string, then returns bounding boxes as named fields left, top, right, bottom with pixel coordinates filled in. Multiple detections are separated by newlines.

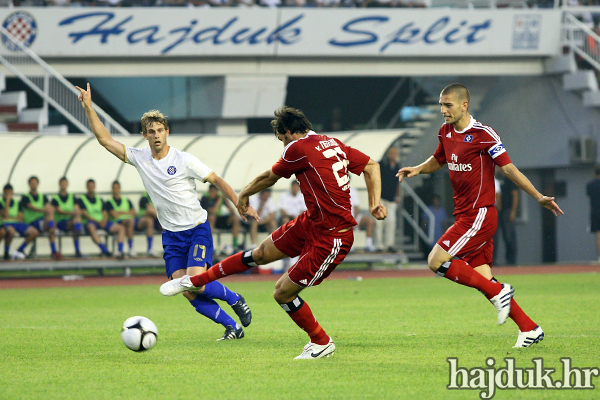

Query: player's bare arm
left=76, top=83, right=126, bottom=162
left=237, top=169, right=281, bottom=218
left=206, top=173, right=259, bottom=222
left=396, top=156, right=443, bottom=182
left=362, top=158, right=387, bottom=220
left=500, top=163, right=564, bottom=217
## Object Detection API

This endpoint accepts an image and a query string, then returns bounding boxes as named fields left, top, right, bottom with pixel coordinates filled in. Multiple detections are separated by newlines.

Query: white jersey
left=278, top=190, right=306, bottom=218
left=125, top=146, right=213, bottom=232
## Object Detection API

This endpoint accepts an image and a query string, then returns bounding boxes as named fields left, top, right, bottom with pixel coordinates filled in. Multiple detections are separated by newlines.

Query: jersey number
left=322, top=147, right=349, bottom=188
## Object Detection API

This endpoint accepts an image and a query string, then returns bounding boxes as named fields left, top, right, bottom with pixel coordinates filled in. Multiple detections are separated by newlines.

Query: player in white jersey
left=76, top=84, right=257, bottom=341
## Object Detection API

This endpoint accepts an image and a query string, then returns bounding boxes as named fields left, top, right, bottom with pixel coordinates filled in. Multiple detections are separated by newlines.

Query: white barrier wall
left=2, top=131, right=402, bottom=208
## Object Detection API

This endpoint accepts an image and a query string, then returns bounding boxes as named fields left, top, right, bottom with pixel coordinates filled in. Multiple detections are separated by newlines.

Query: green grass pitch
left=0, top=272, right=599, bottom=400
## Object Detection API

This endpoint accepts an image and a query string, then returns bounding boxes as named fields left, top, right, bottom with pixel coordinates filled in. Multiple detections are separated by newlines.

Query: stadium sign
left=0, top=8, right=560, bottom=57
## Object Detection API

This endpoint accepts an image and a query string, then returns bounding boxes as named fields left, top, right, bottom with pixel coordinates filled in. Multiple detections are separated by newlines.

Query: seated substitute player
left=161, top=106, right=387, bottom=359
left=0, top=183, right=37, bottom=260
left=19, top=176, right=62, bottom=260
left=52, top=177, right=84, bottom=258
left=200, top=184, right=242, bottom=253
left=76, top=83, right=255, bottom=340
left=278, top=180, right=306, bottom=226
left=135, top=192, right=161, bottom=257
left=78, top=179, right=126, bottom=258
left=245, top=189, right=277, bottom=248
left=105, top=180, right=137, bottom=258
left=397, top=83, right=563, bottom=348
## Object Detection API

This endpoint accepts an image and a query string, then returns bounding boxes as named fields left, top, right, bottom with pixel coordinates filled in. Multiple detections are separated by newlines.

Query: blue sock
left=202, top=281, right=240, bottom=306
left=50, top=242, right=56, bottom=254
left=118, top=242, right=124, bottom=253
left=189, top=294, right=239, bottom=328
left=4, top=245, right=9, bottom=254
left=147, top=236, right=153, bottom=252
left=18, top=242, right=27, bottom=252
left=74, top=239, right=80, bottom=254
left=128, top=239, right=133, bottom=250
left=47, top=220, right=55, bottom=229
left=99, top=243, right=109, bottom=254
left=74, top=222, right=82, bottom=232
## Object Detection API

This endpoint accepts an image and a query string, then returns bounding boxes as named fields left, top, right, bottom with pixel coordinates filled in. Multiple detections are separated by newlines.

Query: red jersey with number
left=433, top=117, right=512, bottom=216
left=271, top=131, right=371, bottom=231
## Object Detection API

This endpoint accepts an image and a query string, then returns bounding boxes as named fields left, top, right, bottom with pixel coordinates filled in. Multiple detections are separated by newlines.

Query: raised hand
left=75, top=83, right=92, bottom=110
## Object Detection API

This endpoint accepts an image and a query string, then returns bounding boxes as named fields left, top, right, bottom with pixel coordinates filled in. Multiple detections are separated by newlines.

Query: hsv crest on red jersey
left=432, top=117, right=512, bottom=215
left=271, top=131, right=370, bottom=231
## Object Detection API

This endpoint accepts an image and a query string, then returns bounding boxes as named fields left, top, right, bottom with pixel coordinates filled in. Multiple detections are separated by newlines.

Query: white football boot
left=159, top=275, right=199, bottom=296
left=294, top=338, right=336, bottom=360
left=489, top=283, right=514, bottom=325
left=513, top=326, right=544, bottom=348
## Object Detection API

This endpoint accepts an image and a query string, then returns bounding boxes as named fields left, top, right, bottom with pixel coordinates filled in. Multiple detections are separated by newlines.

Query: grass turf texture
left=0, top=273, right=599, bottom=400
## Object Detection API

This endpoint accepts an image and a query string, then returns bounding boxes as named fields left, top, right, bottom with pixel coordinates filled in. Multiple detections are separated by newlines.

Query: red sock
left=189, top=252, right=248, bottom=287
left=483, top=280, right=537, bottom=332
left=288, top=302, right=329, bottom=345
left=443, top=259, right=502, bottom=297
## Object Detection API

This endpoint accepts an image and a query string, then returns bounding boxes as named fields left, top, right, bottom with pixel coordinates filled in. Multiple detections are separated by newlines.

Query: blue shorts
left=57, top=219, right=83, bottom=233
left=29, top=218, right=45, bottom=232
left=3, top=222, right=29, bottom=236
left=162, top=222, right=214, bottom=278
left=85, top=220, right=114, bottom=231
left=135, top=217, right=162, bottom=232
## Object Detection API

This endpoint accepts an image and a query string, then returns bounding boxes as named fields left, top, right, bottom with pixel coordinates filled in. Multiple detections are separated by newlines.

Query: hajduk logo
left=167, top=166, right=177, bottom=175
left=2, top=11, right=37, bottom=51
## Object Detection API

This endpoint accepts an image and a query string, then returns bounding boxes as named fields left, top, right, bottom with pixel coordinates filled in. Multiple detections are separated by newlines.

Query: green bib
left=22, top=192, right=45, bottom=224
left=137, top=193, right=152, bottom=218
left=80, top=195, right=103, bottom=222
left=52, top=193, right=75, bottom=222
left=108, top=197, right=134, bottom=221
left=0, top=198, right=19, bottom=223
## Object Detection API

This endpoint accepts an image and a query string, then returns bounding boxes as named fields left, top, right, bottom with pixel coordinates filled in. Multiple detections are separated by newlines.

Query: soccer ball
left=121, top=316, right=158, bottom=352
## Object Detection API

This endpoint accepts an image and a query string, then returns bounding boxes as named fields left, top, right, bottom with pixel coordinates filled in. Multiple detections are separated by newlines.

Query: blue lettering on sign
left=58, top=12, right=303, bottom=54
left=329, top=15, right=492, bottom=53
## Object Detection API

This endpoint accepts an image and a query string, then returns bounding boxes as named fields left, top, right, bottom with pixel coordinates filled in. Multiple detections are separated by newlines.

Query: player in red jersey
left=161, top=106, right=387, bottom=359
left=398, top=83, right=563, bottom=348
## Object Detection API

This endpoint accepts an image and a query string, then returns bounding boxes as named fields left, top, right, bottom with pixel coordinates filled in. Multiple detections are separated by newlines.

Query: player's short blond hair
left=140, top=110, right=169, bottom=134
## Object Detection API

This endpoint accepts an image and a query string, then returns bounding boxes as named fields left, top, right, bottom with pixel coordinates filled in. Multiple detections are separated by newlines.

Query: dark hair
left=208, top=184, right=217, bottom=190
left=112, top=180, right=120, bottom=187
left=28, top=175, right=39, bottom=184
left=3, top=183, right=13, bottom=191
left=441, top=83, right=470, bottom=103
left=270, top=106, right=312, bottom=136
left=291, top=180, right=300, bottom=187
left=86, top=179, right=95, bottom=185
left=59, top=177, right=68, bottom=183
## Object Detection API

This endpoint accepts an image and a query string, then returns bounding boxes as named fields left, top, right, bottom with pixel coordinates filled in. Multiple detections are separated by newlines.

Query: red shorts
left=271, top=212, right=353, bottom=288
left=437, top=206, right=497, bottom=268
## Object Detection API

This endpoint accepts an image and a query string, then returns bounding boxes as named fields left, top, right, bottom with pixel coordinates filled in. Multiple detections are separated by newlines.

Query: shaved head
left=441, top=83, right=470, bottom=104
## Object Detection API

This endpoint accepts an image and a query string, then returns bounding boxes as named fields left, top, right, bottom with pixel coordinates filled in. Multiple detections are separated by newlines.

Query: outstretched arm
left=500, top=163, right=564, bottom=217
left=206, top=173, right=259, bottom=222
left=237, top=169, right=281, bottom=217
left=396, top=156, right=443, bottom=182
left=76, top=83, right=126, bottom=162
left=362, top=159, right=387, bottom=220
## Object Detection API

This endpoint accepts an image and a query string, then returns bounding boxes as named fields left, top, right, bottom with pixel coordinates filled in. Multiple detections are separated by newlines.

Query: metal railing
left=400, top=181, right=435, bottom=252
left=0, top=25, right=129, bottom=136
left=562, top=12, right=600, bottom=72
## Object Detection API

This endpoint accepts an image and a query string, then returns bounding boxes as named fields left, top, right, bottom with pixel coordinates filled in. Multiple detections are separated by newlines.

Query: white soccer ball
left=121, top=316, right=158, bottom=352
